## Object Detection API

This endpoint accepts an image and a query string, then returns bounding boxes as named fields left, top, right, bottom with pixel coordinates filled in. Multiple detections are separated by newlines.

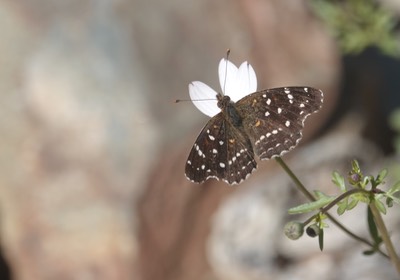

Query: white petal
left=218, top=59, right=257, bottom=102
left=189, top=81, right=220, bottom=117
left=218, top=58, right=240, bottom=98
left=237, top=61, right=257, bottom=98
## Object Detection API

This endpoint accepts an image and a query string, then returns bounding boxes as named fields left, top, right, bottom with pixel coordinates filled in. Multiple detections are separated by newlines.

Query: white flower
left=188, top=58, right=258, bottom=117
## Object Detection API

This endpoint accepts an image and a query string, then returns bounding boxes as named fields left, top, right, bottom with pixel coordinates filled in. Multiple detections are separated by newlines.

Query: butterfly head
left=216, top=93, right=231, bottom=110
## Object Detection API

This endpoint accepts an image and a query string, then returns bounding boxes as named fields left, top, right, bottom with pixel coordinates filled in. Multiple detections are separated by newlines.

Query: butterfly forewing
left=185, top=112, right=257, bottom=184
left=236, top=87, right=323, bottom=160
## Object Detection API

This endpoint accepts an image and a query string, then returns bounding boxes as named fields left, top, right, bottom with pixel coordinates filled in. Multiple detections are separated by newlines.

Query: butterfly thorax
left=217, top=93, right=242, bottom=127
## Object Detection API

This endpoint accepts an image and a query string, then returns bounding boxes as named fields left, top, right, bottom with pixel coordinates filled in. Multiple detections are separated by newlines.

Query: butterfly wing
left=185, top=113, right=257, bottom=185
left=236, top=87, right=323, bottom=160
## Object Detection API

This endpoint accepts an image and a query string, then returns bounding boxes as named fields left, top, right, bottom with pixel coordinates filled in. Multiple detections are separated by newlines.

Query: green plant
left=280, top=158, right=400, bottom=275
left=311, top=0, right=399, bottom=56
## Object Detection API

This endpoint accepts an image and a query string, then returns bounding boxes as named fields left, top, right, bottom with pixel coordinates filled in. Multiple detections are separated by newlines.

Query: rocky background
left=0, top=1, right=399, bottom=280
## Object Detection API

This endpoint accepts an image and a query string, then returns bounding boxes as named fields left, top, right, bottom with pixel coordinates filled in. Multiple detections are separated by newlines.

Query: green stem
left=302, top=188, right=366, bottom=226
left=274, top=157, right=315, bottom=201
left=369, top=203, right=400, bottom=275
left=320, top=188, right=368, bottom=214
left=275, top=157, right=389, bottom=258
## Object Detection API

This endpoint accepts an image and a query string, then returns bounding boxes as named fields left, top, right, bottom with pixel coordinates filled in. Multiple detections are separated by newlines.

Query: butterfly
left=185, top=58, right=323, bottom=185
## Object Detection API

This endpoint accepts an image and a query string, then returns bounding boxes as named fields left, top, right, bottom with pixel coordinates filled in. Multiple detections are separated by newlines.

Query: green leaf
left=386, top=197, right=394, bottom=207
left=387, top=181, right=400, bottom=195
left=337, top=199, right=348, bottom=215
left=376, top=169, right=388, bottom=184
left=362, top=176, right=371, bottom=188
left=374, top=199, right=387, bottom=214
left=318, top=229, right=324, bottom=251
left=367, top=206, right=380, bottom=245
left=351, top=159, right=361, bottom=173
left=353, top=192, right=371, bottom=204
left=288, top=196, right=335, bottom=214
left=385, top=182, right=400, bottom=204
left=385, top=193, right=400, bottom=205
left=313, top=190, right=330, bottom=199
left=332, top=171, right=346, bottom=191
left=346, top=198, right=359, bottom=210
left=363, top=249, right=376, bottom=256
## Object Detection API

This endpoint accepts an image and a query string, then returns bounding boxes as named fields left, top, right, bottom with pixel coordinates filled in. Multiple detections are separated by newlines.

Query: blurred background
left=1, top=0, right=400, bottom=279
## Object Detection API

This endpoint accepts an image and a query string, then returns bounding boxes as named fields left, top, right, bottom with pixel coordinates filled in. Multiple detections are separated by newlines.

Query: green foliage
left=286, top=159, right=400, bottom=253
left=332, top=171, right=346, bottom=191
left=311, top=0, right=399, bottom=56
left=319, top=229, right=324, bottom=251
left=363, top=207, right=383, bottom=255
left=288, top=192, right=334, bottom=214
left=385, top=181, right=400, bottom=206
left=304, top=213, right=329, bottom=251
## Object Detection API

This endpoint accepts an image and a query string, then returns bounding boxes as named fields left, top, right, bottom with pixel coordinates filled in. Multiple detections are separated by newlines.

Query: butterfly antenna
left=223, top=49, right=230, bottom=96
left=175, top=98, right=216, bottom=103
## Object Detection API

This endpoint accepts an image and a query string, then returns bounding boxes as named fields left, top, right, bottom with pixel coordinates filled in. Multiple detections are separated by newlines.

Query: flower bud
left=284, top=221, right=304, bottom=240
left=348, top=173, right=361, bottom=185
left=306, top=224, right=320, bottom=237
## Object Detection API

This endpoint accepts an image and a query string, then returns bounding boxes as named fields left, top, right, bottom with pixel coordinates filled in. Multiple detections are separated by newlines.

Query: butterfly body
left=185, top=87, right=323, bottom=185
left=217, top=94, right=243, bottom=127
